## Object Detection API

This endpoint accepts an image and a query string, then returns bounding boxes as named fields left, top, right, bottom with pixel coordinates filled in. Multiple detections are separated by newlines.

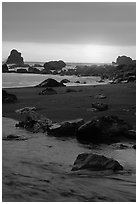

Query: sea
left=2, top=62, right=110, bottom=88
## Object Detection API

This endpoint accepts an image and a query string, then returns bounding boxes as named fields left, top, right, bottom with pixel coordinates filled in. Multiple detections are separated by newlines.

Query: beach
left=2, top=82, right=136, bottom=202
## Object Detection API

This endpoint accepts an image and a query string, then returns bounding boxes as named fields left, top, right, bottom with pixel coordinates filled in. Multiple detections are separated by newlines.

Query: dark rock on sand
left=75, top=80, right=80, bottom=83
left=60, top=79, right=70, bottom=83
left=48, top=119, right=84, bottom=136
left=76, top=115, right=132, bottom=144
left=16, top=108, right=52, bottom=133
left=72, top=153, right=123, bottom=171
left=3, top=134, right=28, bottom=141
left=6, top=49, right=24, bottom=65
left=91, top=102, right=108, bottom=111
left=28, top=67, right=41, bottom=74
left=36, top=78, right=66, bottom=88
left=2, top=90, right=17, bottom=103
left=2, top=64, right=9, bottom=73
left=39, top=87, right=57, bottom=95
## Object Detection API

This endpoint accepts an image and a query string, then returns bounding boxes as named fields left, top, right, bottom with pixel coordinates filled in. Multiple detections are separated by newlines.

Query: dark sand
left=2, top=82, right=136, bottom=202
left=3, top=82, right=136, bottom=127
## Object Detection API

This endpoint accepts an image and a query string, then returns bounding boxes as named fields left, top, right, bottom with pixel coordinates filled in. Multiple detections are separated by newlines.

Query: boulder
left=116, top=55, right=133, bottom=65
left=133, top=144, right=136, bottom=149
left=28, top=67, right=41, bottom=74
left=36, top=78, right=66, bottom=87
left=76, top=115, right=132, bottom=144
left=39, top=87, right=57, bottom=95
left=60, top=79, right=70, bottom=83
left=47, top=119, right=84, bottom=136
left=2, top=89, right=17, bottom=103
left=75, top=80, right=80, bottom=83
left=15, top=108, right=52, bottom=133
left=2, top=64, right=9, bottom=73
left=72, top=153, right=123, bottom=171
left=6, top=49, right=24, bottom=65
left=43, top=60, right=66, bottom=70
left=91, top=102, right=108, bottom=111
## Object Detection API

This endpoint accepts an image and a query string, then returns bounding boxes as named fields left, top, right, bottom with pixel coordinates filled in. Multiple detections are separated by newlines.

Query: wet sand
left=2, top=82, right=136, bottom=201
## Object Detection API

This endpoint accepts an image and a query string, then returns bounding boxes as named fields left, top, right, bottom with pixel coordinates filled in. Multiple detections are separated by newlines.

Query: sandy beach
left=2, top=82, right=136, bottom=202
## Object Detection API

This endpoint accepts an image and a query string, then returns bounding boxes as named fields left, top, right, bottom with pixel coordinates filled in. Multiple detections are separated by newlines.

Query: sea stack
left=6, top=49, right=24, bottom=65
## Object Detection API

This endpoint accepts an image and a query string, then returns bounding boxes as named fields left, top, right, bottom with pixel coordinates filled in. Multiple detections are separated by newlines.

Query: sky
left=2, top=2, right=136, bottom=63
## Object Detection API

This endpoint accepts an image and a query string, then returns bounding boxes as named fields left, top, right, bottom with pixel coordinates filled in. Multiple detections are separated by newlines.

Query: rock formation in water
left=116, top=56, right=134, bottom=65
left=43, top=60, right=66, bottom=71
left=6, top=49, right=24, bottom=65
left=2, top=64, right=9, bottom=73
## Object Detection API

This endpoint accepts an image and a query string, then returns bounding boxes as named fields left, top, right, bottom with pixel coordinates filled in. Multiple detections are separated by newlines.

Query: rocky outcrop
left=116, top=56, right=133, bottom=65
left=47, top=119, right=84, bottom=136
left=39, top=87, right=57, bottom=95
left=2, top=64, right=9, bottom=73
left=76, top=115, right=132, bottom=144
left=28, top=67, right=41, bottom=74
left=36, top=78, right=66, bottom=87
left=3, top=134, right=28, bottom=141
left=43, top=60, right=66, bottom=71
left=2, top=89, right=17, bottom=103
left=15, top=107, right=52, bottom=133
left=6, top=49, right=24, bottom=65
left=72, top=153, right=123, bottom=171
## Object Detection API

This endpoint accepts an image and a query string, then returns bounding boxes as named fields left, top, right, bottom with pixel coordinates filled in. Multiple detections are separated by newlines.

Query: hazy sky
left=2, top=2, right=136, bottom=63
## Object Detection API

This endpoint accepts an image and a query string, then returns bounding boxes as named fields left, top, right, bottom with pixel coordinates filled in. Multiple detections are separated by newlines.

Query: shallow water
left=2, top=117, right=136, bottom=202
left=2, top=73, right=109, bottom=88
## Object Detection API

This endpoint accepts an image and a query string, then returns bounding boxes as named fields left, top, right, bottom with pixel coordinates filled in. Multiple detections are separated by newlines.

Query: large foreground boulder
left=15, top=107, right=52, bottom=133
left=2, top=90, right=17, bottom=103
left=47, top=119, right=84, bottom=136
left=76, top=115, right=132, bottom=144
left=36, top=78, right=66, bottom=87
left=72, top=153, right=123, bottom=171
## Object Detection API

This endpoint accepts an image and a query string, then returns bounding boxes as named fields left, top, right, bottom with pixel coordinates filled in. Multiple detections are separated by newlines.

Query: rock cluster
left=2, top=64, right=9, bottom=73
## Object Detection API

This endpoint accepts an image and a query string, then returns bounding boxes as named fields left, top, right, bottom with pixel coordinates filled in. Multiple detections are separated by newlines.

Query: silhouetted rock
left=48, top=119, right=84, bottom=136
left=76, top=115, right=132, bottom=144
left=133, top=144, right=136, bottom=149
left=44, top=60, right=66, bottom=70
left=72, top=153, right=123, bottom=171
left=39, top=87, right=57, bottom=95
left=2, top=64, right=9, bottom=73
left=2, top=89, right=17, bottom=103
left=60, top=79, right=70, bottom=83
left=75, top=80, right=80, bottom=83
left=6, top=49, right=24, bottom=65
left=28, top=67, right=41, bottom=74
left=116, top=56, right=133, bottom=65
left=36, top=78, right=66, bottom=87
